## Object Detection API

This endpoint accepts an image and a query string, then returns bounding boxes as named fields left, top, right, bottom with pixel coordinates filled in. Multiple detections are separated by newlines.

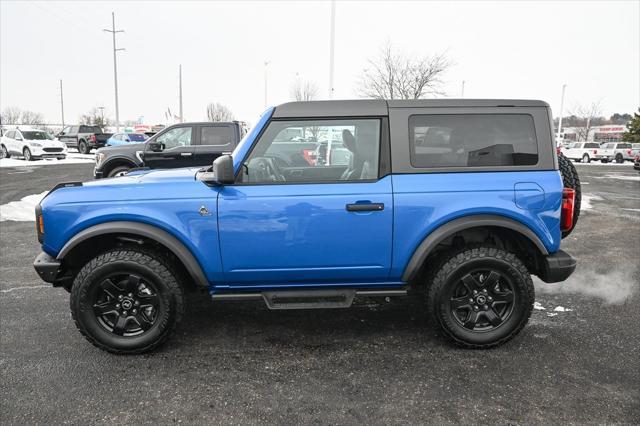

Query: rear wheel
left=78, top=140, right=89, bottom=154
left=23, top=147, right=33, bottom=161
left=70, top=248, right=184, bottom=354
left=558, top=153, right=581, bottom=238
left=0, top=144, right=9, bottom=159
left=582, top=153, right=590, bottom=163
left=427, top=247, right=534, bottom=349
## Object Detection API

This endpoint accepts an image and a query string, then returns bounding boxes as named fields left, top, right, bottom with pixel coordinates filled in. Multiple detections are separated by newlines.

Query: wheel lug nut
left=118, top=295, right=123, bottom=300
left=488, top=296, right=493, bottom=302
left=128, top=293, right=133, bottom=298
left=473, top=290, right=478, bottom=295
left=116, top=303, right=120, bottom=308
left=473, top=305, right=479, bottom=311
left=483, top=305, right=488, bottom=310
left=134, top=300, right=140, bottom=306
left=132, top=309, right=137, bottom=314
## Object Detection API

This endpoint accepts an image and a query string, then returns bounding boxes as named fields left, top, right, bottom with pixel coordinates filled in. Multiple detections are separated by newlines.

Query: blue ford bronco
left=33, top=99, right=580, bottom=354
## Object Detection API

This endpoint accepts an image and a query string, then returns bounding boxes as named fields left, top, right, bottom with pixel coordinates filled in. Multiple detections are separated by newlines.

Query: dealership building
left=560, top=124, right=628, bottom=143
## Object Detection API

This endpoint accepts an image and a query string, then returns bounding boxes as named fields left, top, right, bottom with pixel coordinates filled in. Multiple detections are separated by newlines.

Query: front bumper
left=33, top=251, right=61, bottom=283
left=94, top=167, right=104, bottom=179
left=537, top=249, right=577, bottom=283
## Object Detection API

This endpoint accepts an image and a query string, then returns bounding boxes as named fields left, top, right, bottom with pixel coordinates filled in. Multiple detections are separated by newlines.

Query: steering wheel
left=247, top=157, right=285, bottom=182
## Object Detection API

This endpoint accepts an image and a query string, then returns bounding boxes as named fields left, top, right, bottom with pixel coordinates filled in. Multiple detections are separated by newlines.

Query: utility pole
left=59, top=79, right=65, bottom=127
left=103, top=12, right=124, bottom=132
left=461, top=80, right=465, bottom=98
left=98, top=106, right=105, bottom=125
left=557, top=84, right=567, bottom=142
left=328, top=0, right=336, bottom=99
left=179, top=65, right=183, bottom=123
left=264, top=61, right=270, bottom=108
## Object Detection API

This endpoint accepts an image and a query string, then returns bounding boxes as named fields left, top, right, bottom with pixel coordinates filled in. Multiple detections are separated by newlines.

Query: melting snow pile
left=0, top=192, right=48, bottom=221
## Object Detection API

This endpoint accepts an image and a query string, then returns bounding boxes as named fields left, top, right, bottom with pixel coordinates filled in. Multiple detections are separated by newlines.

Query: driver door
left=217, top=117, right=393, bottom=287
left=143, top=125, right=197, bottom=169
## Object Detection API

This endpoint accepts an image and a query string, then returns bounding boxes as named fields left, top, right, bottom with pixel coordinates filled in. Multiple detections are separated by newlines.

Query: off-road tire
left=107, top=165, right=132, bottom=178
left=23, top=147, right=33, bottom=161
left=78, top=140, right=89, bottom=154
left=427, top=247, right=534, bottom=349
left=558, top=153, right=581, bottom=238
left=0, top=144, right=9, bottom=159
left=70, top=247, right=184, bottom=354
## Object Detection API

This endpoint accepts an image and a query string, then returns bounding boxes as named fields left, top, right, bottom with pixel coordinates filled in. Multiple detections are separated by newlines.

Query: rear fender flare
left=401, top=214, right=549, bottom=282
left=57, top=221, right=208, bottom=287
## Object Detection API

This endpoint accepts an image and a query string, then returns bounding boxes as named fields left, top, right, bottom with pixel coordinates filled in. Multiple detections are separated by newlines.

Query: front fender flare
left=57, top=221, right=209, bottom=287
left=401, top=214, right=549, bottom=282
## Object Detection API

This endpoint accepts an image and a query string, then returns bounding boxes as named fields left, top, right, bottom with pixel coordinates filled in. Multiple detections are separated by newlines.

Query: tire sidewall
left=108, top=166, right=131, bottom=178
left=0, top=145, right=7, bottom=158
left=436, top=256, right=532, bottom=346
left=73, top=258, right=177, bottom=352
left=78, top=140, right=88, bottom=154
left=582, top=154, right=590, bottom=163
left=23, top=147, right=32, bottom=161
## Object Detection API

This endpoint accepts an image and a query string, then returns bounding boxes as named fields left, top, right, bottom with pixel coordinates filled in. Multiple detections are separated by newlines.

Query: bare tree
left=207, top=103, right=235, bottom=122
left=570, top=101, right=604, bottom=141
left=1, top=107, right=44, bottom=126
left=290, top=78, right=318, bottom=101
left=80, top=107, right=111, bottom=128
left=358, top=42, right=452, bottom=99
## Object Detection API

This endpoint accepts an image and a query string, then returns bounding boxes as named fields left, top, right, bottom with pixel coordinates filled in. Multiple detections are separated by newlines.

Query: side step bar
left=211, top=288, right=407, bottom=310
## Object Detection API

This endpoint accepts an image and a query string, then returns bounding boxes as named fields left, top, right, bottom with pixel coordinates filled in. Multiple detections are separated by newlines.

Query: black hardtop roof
left=273, top=99, right=550, bottom=118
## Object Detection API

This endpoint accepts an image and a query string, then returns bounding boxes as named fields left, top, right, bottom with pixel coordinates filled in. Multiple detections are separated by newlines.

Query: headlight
left=96, top=152, right=105, bottom=166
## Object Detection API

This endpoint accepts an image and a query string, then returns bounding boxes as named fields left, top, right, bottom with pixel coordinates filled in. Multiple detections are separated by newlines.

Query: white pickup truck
left=598, top=142, right=634, bottom=163
left=561, top=142, right=602, bottom=163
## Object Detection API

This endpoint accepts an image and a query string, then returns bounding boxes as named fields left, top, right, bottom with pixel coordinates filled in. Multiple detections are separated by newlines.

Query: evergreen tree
left=622, top=108, right=640, bottom=143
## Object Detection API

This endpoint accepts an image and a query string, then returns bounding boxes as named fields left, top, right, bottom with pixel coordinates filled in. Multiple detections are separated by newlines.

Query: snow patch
left=0, top=192, right=48, bottom=221
left=533, top=301, right=546, bottom=310
left=553, top=306, right=572, bottom=312
left=0, top=153, right=93, bottom=168
left=547, top=313, right=558, bottom=317
left=581, top=194, right=603, bottom=211
left=593, top=174, right=640, bottom=182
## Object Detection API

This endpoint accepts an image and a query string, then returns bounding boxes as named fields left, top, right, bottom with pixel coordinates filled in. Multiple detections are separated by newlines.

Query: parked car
left=634, top=153, right=640, bottom=171
left=598, top=142, right=634, bottom=163
left=57, top=125, right=113, bottom=154
left=33, top=99, right=580, bottom=354
left=630, top=143, right=640, bottom=158
left=560, top=142, right=601, bottom=163
left=93, top=121, right=246, bottom=178
left=105, top=132, right=149, bottom=147
left=0, top=128, right=67, bottom=160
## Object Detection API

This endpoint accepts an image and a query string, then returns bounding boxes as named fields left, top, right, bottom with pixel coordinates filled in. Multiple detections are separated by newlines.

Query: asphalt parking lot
left=1, top=161, right=639, bottom=424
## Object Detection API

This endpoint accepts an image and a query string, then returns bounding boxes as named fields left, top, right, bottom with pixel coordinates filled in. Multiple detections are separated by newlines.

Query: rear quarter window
left=409, top=114, right=538, bottom=168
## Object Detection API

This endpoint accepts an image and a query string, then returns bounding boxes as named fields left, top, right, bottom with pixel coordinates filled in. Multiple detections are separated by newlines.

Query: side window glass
left=61, top=127, right=70, bottom=135
left=201, top=126, right=233, bottom=146
left=6, top=131, right=14, bottom=139
left=156, top=127, right=192, bottom=149
left=409, top=114, right=538, bottom=168
left=70, top=126, right=79, bottom=134
left=242, top=119, right=380, bottom=184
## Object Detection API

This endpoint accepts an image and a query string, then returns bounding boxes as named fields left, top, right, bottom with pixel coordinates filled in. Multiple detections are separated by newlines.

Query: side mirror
left=148, top=142, right=163, bottom=152
left=198, top=154, right=234, bottom=185
left=58, top=132, right=65, bottom=136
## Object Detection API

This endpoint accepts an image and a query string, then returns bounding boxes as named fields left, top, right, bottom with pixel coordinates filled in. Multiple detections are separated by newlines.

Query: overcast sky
left=1, top=0, right=638, bottom=126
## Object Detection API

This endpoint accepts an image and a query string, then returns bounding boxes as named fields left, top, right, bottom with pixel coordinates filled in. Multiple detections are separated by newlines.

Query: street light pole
left=59, top=79, right=65, bottom=127
left=461, top=80, right=465, bottom=98
left=264, top=61, right=270, bottom=108
left=98, top=106, right=105, bottom=126
left=328, top=0, right=336, bottom=99
left=557, top=84, right=567, bottom=141
left=103, top=12, right=124, bottom=132
left=179, top=65, right=183, bottom=123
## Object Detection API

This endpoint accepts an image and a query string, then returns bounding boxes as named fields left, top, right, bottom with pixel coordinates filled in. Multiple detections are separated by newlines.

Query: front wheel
left=70, top=248, right=184, bottom=354
left=427, top=247, right=534, bottom=349
left=0, top=144, right=9, bottom=159
left=107, top=165, right=132, bottom=178
left=78, top=140, right=89, bottom=154
left=23, top=147, right=33, bottom=161
left=615, top=154, right=624, bottom=164
left=582, top=153, right=591, bottom=163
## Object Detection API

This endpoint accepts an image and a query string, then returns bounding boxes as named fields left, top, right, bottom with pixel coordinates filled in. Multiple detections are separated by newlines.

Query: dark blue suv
left=33, top=99, right=578, bottom=353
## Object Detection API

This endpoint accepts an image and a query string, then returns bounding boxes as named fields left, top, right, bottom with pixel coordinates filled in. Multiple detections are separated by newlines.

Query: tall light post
left=328, top=0, right=336, bottom=99
left=59, top=79, right=65, bottom=127
left=264, top=61, right=270, bottom=108
left=103, top=12, right=124, bottom=132
left=557, top=84, right=567, bottom=141
left=98, top=106, right=105, bottom=126
left=179, top=65, right=183, bottom=123
left=461, top=80, right=465, bottom=98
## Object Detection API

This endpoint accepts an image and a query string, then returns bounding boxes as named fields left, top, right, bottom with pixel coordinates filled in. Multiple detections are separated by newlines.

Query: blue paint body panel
left=38, top=105, right=565, bottom=294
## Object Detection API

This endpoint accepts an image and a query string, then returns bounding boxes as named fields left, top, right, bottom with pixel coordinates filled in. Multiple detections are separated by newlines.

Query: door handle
left=180, top=152, right=193, bottom=157
left=346, top=203, right=384, bottom=212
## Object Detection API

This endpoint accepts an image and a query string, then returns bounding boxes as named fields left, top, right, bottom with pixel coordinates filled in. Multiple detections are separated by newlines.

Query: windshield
left=128, top=133, right=148, bottom=142
left=21, top=131, right=53, bottom=140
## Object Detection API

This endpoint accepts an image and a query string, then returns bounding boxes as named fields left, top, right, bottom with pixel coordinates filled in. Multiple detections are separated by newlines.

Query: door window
left=201, top=126, right=233, bottom=146
left=61, top=127, right=71, bottom=135
left=409, top=114, right=538, bottom=168
left=69, top=126, right=79, bottom=135
left=156, top=127, right=192, bottom=149
left=5, top=130, right=15, bottom=139
left=241, top=119, right=381, bottom=183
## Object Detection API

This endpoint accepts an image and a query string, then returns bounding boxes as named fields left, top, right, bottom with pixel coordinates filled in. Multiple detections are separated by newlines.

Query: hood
left=27, top=138, right=66, bottom=148
left=84, top=166, right=202, bottom=187
left=98, top=142, right=147, bottom=152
